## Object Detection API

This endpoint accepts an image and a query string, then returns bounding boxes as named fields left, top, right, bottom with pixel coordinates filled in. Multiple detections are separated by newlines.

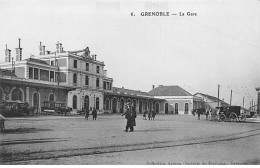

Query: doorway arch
left=139, top=100, right=143, bottom=113
left=155, top=102, right=160, bottom=114
left=175, top=103, right=179, bottom=114
left=165, top=103, right=168, bottom=114
left=73, top=95, right=77, bottom=109
left=120, top=98, right=124, bottom=113
left=105, top=98, right=110, bottom=111
left=112, top=97, right=117, bottom=113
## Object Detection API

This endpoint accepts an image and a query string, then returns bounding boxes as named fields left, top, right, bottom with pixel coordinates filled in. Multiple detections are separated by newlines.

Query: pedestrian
left=148, top=111, right=151, bottom=120
left=85, top=108, right=89, bottom=120
left=122, top=103, right=135, bottom=132
left=143, top=111, right=147, bottom=120
left=92, top=108, right=97, bottom=120
left=0, top=113, right=6, bottom=132
left=151, top=109, right=156, bottom=120
left=208, top=108, right=212, bottom=121
left=205, top=109, right=209, bottom=120
left=197, top=109, right=200, bottom=120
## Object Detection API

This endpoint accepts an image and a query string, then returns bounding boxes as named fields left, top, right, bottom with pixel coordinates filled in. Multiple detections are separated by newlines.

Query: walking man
left=92, top=108, right=97, bottom=120
left=197, top=109, right=201, bottom=120
left=122, top=103, right=136, bottom=132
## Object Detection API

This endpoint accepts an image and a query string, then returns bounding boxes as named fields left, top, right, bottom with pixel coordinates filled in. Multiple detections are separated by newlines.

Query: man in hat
left=122, top=103, right=136, bottom=132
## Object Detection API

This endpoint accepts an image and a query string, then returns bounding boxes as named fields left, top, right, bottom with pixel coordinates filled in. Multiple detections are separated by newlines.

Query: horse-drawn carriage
left=41, top=101, right=71, bottom=116
left=211, top=106, right=246, bottom=122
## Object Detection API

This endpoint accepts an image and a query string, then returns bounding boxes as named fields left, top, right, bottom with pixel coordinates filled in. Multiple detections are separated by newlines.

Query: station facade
left=0, top=40, right=205, bottom=115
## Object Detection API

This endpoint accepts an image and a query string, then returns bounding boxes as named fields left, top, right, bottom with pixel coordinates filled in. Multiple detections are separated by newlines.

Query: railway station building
left=0, top=40, right=206, bottom=115
left=148, top=85, right=203, bottom=115
left=0, top=40, right=165, bottom=114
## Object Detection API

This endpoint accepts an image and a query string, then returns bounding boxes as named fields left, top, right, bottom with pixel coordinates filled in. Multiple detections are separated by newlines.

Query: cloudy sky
left=0, top=0, right=259, bottom=108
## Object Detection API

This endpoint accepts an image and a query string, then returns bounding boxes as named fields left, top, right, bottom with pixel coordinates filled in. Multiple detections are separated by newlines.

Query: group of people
left=142, top=110, right=156, bottom=120
left=84, top=107, right=97, bottom=120
left=193, top=108, right=213, bottom=121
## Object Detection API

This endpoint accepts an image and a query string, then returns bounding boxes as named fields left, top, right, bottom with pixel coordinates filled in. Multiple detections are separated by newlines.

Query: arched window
left=175, top=103, right=179, bottom=114
left=73, top=73, right=77, bottom=84
left=105, top=99, right=110, bottom=110
left=49, top=94, right=55, bottom=101
left=12, top=88, right=23, bottom=102
left=84, top=95, right=89, bottom=110
left=185, top=103, right=189, bottom=114
left=96, top=97, right=99, bottom=110
left=33, top=92, right=39, bottom=107
left=73, top=95, right=77, bottom=109
left=112, top=98, right=117, bottom=113
left=96, top=78, right=99, bottom=88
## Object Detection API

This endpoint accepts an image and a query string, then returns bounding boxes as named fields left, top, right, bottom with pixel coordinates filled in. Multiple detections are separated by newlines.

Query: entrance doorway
left=112, top=98, right=117, bottom=113
left=165, top=103, right=168, bottom=114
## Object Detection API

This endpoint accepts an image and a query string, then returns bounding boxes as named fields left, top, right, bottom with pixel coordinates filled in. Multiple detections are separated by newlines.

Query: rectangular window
left=86, top=63, right=89, bottom=71
left=29, top=67, right=33, bottom=79
left=96, top=66, right=100, bottom=73
left=50, top=71, right=54, bottom=82
left=74, top=60, right=77, bottom=68
left=85, top=76, right=89, bottom=86
left=51, top=60, right=54, bottom=66
left=103, top=81, right=106, bottom=89
left=34, top=68, right=39, bottom=80
left=96, top=78, right=99, bottom=88
left=40, top=69, right=49, bottom=81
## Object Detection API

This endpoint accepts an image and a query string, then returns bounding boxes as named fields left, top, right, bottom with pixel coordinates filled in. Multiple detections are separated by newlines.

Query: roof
left=113, top=87, right=150, bottom=97
left=195, top=92, right=230, bottom=106
left=0, top=69, right=17, bottom=77
left=26, top=57, right=49, bottom=65
left=148, top=85, right=192, bottom=96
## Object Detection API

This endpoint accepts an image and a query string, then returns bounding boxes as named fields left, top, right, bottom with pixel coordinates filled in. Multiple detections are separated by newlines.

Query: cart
left=216, top=106, right=246, bottom=122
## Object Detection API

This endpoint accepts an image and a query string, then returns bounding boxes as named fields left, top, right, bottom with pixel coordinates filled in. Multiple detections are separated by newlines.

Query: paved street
left=0, top=114, right=260, bottom=165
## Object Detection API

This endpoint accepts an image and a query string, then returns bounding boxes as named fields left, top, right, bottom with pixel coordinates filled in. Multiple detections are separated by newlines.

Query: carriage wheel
left=239, top=113, right=246, bottom=122
left=219, top=114, right=226, bottom=122
left=230, top=112, right=238, bottom=122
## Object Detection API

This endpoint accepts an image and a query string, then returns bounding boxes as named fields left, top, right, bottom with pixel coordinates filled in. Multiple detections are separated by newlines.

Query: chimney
left=15, top=38, right=22, bottom=61
left=94, top=55, right=97, bottom=60
left=42, top=45, right=45, bottom=55
left=5, top=44, right=11, bottom=62
left=152, top=85, right=155, bottom=90
left=56, top=41, right=63, bottom=53
left=39, top=42, right=42, bottom=55
left=12, top=57, right=15, bottom=73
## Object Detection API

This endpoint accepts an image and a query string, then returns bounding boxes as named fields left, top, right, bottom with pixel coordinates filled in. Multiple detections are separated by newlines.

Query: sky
left=0, top=0, right=259, bottom=108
